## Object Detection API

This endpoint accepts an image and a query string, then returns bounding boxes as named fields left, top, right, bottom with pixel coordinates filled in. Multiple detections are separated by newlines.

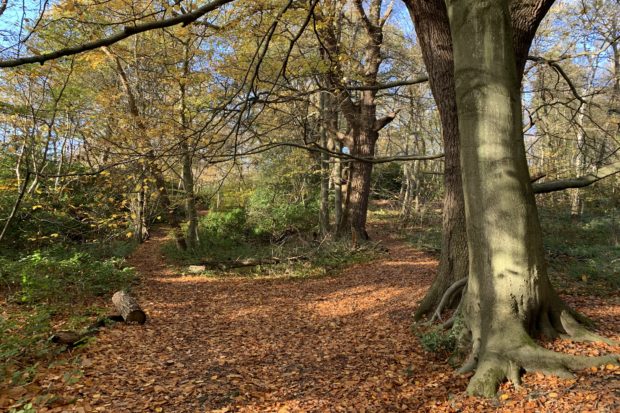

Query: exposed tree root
left=427, top=277, right=467, bottom=324
left=435, top=290, right=620, bottom=397
left=466, top=344, right=619, bottom=397
left=559, top=310, right=618, bottom=345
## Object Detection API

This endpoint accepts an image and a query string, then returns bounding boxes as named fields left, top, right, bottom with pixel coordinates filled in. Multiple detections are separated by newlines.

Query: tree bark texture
left=447, top=0, right=617, bottom=396
left=404, top=0, right=468, bottom=319
left=404, top=0, right=557, bottom=319
left=112, top=291, right=147, bottom=324
left=319, top=91, right=331, bottom=235
left=316, top=0, right=394, bottom=241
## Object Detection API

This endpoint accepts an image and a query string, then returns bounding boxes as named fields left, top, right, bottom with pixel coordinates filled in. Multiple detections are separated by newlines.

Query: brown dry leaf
left=3, top=224, right=617, bottom=412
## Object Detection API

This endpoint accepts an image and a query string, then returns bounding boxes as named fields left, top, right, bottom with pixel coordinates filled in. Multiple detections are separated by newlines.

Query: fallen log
left=51, top=315, right=124, bottom=347
left=198, top=256, right=308, bottom=270
left=112, top=291, right=147, bottom=324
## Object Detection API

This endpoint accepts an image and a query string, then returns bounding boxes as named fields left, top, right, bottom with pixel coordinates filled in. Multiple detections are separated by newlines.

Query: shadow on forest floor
left=5, top=222, right=619, bottom=413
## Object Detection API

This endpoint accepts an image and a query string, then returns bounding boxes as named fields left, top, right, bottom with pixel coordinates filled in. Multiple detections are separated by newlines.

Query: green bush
left=200, top=208, right=248, bottom=240
left=247, top=188, right=319, bottom=237
left=415, top=326, right=457, bottom=357
left=540, top=209, right=619, bottom=289
left=0, top=250, right=134, bottom=307
left=0, top=308, right=56, bottom=384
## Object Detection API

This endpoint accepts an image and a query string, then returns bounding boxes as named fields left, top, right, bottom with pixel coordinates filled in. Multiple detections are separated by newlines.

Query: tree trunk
left=405, top=0, right=557, bottom=320
left=180, top=41, right=200, bottom=249
left=332, top=140, right=343, bottom=230
left=447, top=0, right=617, bottom=397
left=319, top=91, right=331, bottom=236
left=181, top=141, right=200, bottom=249
left=348, top=127, right=376, bottom=242
left=405, top=0, right=468, bottom=319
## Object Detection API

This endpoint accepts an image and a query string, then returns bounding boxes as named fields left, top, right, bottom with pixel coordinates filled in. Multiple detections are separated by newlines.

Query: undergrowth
left=163, top=209, right=384, bottom=278
left=539, top=208, right=619, bottom=292
left=0, top=247, right=135, bottom=385
left=404, top=206, right=618, bottom=291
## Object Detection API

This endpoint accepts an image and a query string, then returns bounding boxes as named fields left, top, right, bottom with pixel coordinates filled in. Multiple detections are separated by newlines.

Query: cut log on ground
left=198, top=256, right=308, bottom=270
left=51, top=315, right=124, bottom=347
left=112, top=291, right=147, bottom=324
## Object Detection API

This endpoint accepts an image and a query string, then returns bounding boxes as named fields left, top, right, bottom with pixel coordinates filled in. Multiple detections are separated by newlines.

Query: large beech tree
left=404, top=0, right=569, bottom=320
left=445, top=0, right=618, bottom=396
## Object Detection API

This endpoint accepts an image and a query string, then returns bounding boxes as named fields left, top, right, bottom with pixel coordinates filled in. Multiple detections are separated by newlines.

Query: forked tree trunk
left=405, top=0, right=559, bottom=319
left=447, top=0, right=618, bottom=397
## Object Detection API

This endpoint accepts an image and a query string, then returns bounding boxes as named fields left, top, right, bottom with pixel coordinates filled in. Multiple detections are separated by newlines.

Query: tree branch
left=353, top=0, right=373, bottom=34
left=527, top=55, right=593, bottom=107
left=374, top=111, right=399, bottom=131
left=347, top=76, right=429, bottom=90
left=0, top=0, right=235, bottom=68
left=0, top=0, right=8, bottom=19
left=533, top=161, right=620, bottom=194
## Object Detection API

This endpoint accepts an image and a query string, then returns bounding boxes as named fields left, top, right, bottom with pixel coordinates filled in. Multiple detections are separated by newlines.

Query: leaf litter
left=1, top=227, right=618, bottom=412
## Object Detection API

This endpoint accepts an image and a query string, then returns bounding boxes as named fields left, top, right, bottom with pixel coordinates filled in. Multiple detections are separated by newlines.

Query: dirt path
left=35, top=228, right=620, bottom=412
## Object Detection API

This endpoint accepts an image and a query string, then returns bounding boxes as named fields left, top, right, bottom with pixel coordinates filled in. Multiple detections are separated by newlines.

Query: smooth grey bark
left=319, top=91, right=331, bottom=235
left=447, top=0, right=618, bottom=397
left=404, top=0, right=558, bottom=320
left=180, top=43, right=200, bottom=249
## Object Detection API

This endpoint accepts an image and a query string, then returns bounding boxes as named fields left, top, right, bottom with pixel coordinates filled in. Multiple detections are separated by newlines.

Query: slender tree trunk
left=179, top=44, right=200, bottom=249
left=319, top=91, right=331, bottom=235
left=332, top=140, right=343, bottom=230
left=0, top=170, right=31, bottom=245
left=133, top=177, right=147, bottom=243
left=181, top=141, right=199, bottom=249
left=447, top=0, right=617, bottom=396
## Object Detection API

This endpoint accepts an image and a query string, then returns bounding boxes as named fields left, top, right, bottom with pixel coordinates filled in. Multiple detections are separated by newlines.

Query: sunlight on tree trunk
left=447, top=0, right=619, bottom=396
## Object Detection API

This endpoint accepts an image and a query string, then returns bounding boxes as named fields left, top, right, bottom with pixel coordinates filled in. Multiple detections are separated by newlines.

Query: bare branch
left=0, top=0, right=235, bottom=68
left=374, top=111, right=399, bottom=131
left=347, top=76, right=429, bottom=90
left=353, top=0, right=373, bottom=34
left=528, top=55, right=594, bottom=107
left=533, top=161, right=620, bottom=194
left=379, top=0, right=395, bottom=27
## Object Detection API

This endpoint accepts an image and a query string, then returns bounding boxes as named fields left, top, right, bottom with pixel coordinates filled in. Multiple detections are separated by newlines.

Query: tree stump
left=112, top=291, right=146, bottom=324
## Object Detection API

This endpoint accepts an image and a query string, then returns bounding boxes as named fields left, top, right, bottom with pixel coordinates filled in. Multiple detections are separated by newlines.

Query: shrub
left=247, top=188, right=319, bottom=237
left=0, top=308, right=56, bottom=384
left=415, top=325, right=457, bottom=357
left=200, top=208, right=248, bottom=240
left=0, top=250, right=134, bottom=307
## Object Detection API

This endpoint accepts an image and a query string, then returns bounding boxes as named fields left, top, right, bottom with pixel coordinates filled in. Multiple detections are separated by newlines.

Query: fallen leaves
left=2, top=226, right=618, bottom=412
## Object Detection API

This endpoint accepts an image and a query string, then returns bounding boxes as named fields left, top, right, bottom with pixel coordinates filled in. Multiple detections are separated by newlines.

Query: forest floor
left=3, top=222, right=619, bottom=412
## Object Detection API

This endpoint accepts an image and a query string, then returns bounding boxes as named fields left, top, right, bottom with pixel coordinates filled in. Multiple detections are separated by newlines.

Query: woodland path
left=37, top=226, right=620, bottom=412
